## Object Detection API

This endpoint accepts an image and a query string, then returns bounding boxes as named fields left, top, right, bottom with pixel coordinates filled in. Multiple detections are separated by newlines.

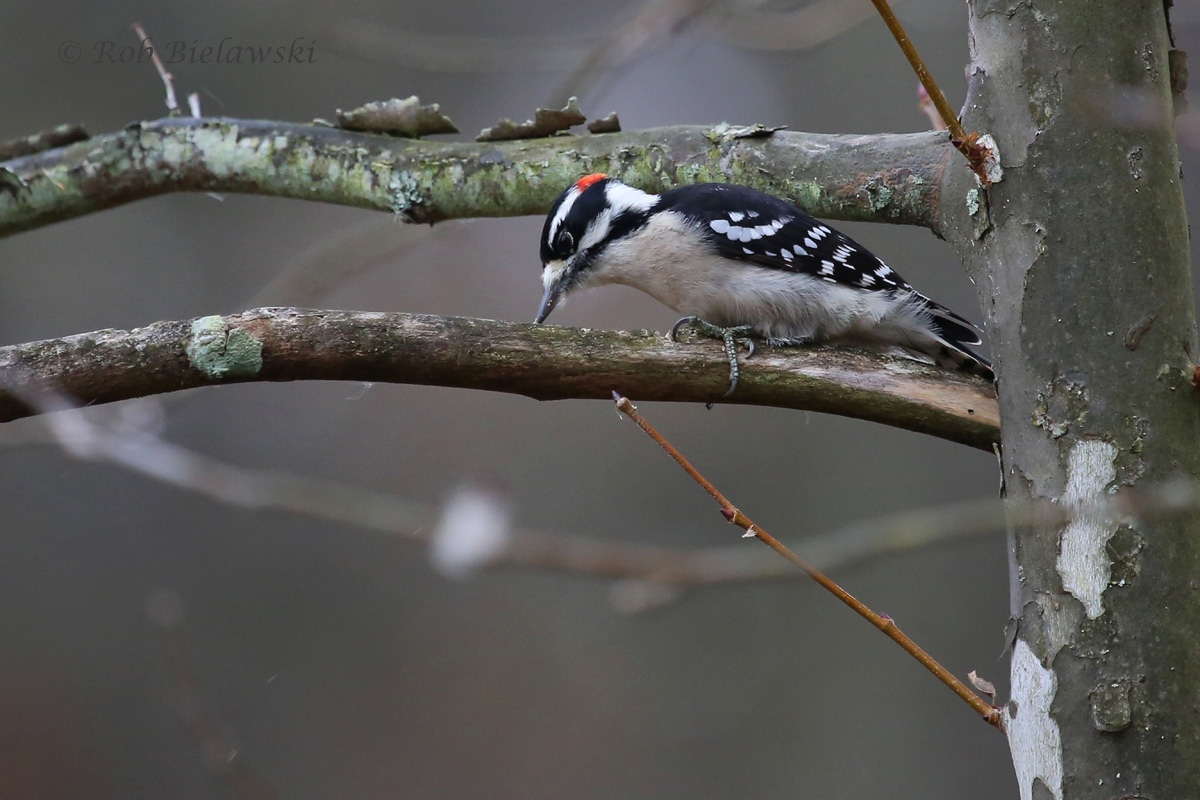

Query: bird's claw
left=668, top=316, right=756, bottom=403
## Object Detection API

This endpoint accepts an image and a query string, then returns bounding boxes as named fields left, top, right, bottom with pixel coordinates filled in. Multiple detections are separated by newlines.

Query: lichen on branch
left=0, top=307, right=998, bottom=449
left=0, top=116, right=951, bottom=237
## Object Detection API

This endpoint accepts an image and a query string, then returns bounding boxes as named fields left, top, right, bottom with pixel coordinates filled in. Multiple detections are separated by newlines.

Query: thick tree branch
left=0, top=307, right=998, bottom=448
left=0, top=116, right=952, bottom=237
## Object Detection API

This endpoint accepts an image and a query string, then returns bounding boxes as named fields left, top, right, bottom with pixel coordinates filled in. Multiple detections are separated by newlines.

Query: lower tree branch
left=0, top=307, right=998, bottom=448
left=0, top=116, right=951, bottom=237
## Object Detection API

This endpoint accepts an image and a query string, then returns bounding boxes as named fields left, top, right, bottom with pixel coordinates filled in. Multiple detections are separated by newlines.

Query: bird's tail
left=916, top=295, right=994, bottom=381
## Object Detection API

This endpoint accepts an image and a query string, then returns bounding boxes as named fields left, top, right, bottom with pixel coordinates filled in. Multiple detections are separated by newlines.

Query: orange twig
left=612, top=391, right=1003, bottom=729
left=867, top=0, right=992, bottom=184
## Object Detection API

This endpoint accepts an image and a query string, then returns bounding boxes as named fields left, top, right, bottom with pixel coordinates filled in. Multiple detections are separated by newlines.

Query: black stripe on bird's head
left=536, top=175, right=657, bottom=323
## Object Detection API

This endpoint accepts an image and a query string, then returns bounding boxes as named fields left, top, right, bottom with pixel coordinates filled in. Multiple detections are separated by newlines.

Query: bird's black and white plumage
left=536, top=175, right=992, bottom=380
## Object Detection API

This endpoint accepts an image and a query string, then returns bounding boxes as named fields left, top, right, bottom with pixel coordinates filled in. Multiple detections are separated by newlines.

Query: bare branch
left=148, top=592, right=283, bottom=800
left=612, top=392, right=1004, bottom=727
left=0, top=308, right=999, bottom=448
left=715, top=0, right=881, bottom=51
left=0, top=117, right=952, bottom=238
left=10, top=392, right=990, bottom=613
left=0, top=123, right=88, bottom=161
left=249, top=218, right=429, bottom=306
left=552, top=0, right=713, bottom=105
left=329, top=17, right=590, bottom=73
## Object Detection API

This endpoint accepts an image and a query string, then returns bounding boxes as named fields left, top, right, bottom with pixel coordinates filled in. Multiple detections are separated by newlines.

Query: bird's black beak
left=535, top=284, right=561, bottom=324
left=535, top=260, right=570, bottom=324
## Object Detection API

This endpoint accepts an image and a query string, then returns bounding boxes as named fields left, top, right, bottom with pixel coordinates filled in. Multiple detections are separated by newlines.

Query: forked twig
left=131, top=23, right=179, bottom=115
left=612, top=392, right=1004, bottom=728
left=867, top=0, right=992, bottom=184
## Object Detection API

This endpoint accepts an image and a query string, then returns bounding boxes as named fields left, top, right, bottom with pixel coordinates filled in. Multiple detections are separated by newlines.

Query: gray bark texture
left=936, top=1, right=1200, bottom=798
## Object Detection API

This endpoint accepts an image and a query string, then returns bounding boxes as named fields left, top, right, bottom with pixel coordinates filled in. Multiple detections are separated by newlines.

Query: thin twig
left=0, top=124, right=88, bottom=162
left=716, top=0, right=884, bottom=52
left=917, top=85, right=947, bottom=131
left=148, top=592, right=283, bottom=800
left=867, top=0, right=991, bottom=183
left=1, top=386, right=995, bottom=612
left=131, top=23, right=179, bottom=115
left=552, top=0, right=713, bottom=106
left=612, top=391, right=1004, bottom=728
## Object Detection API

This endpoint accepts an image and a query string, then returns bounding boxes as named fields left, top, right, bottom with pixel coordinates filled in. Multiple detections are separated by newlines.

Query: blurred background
left=1, top=1, right=1195, bottom=797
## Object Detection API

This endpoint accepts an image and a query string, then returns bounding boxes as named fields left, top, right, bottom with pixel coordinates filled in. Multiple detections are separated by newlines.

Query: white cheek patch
left=578, top=208, right=614, bottom=252
left=603, top=182, right=657, bottom=214
left=542, top=259, right=567, bottom=291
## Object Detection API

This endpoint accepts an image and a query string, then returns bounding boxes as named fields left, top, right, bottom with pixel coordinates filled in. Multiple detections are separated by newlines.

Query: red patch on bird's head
left=573, top=173, right=607, bottom=192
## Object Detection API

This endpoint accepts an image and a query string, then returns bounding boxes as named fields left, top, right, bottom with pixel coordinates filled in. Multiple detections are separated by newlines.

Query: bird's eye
left=555, top=229, right=574, bottom=254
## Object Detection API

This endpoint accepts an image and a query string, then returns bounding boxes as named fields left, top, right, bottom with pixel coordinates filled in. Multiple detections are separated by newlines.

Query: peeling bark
left=941, top=1, right=1200, bottom=796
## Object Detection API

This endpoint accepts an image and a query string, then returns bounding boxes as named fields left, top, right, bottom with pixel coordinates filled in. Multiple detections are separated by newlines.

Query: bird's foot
left=669, top=316, right=757, bottom=403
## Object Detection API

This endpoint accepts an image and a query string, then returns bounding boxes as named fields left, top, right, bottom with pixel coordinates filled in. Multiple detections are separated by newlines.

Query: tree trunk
left=946, top=1, right=1200, bottom=797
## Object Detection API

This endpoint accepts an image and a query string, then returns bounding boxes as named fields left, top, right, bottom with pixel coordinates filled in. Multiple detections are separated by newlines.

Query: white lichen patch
left=1056, top=440, right=1118, bottom=619
left=978, top=133, right=1004, bottom=184
left=1006, top=640, right=1063, bottom=800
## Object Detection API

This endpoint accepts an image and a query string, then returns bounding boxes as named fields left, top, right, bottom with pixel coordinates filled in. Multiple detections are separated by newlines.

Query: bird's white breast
left=580, top=211, right=931, bottom=346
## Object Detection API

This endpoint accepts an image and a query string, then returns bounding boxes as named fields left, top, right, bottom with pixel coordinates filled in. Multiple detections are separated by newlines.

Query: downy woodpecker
left=535, top=174, right=992, bottom=392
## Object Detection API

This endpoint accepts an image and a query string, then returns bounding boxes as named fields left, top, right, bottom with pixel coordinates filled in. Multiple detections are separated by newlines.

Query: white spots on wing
left=793, top=244, right=807, bottom=256
left=780, top=248, right=794, bottom=262
left=716, top=215, right=791, bottom=245
left=819, top=260, right=835, bottom=275
left=860, top=273, right=876, bottom=287
left=764, top=251, right=776, bottom=257
left=813, top=225, right=831, bottom=237
left=821, top=276, right=838, bottom=283
left=832, top=244, right=855, bottom=263
left=802, top=237, right=816, bottom=249
left=870, top=261, right=900, bottom=287
left=742, top=247, right=754, bottom=255
left=726, top=226, right=756, bottom=242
